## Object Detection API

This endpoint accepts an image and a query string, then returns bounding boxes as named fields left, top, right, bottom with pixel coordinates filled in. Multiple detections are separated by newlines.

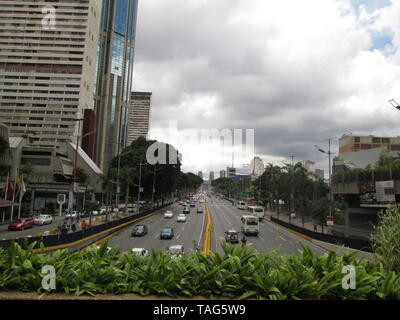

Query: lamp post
left=151, top=166, right=164, bottom=208
left=68, top=118, right=85, bottom=212
left=315, top=140, right=335, bottom=233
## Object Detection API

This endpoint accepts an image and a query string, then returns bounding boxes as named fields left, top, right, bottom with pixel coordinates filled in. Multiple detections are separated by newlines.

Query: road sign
left=290, top=210, right=296, bottom=218
left=326, top=216, right=334, bottom=226
left=57, top=194, right=66, bottom=205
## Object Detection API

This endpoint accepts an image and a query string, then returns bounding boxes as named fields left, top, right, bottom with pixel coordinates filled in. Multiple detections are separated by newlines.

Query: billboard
left=359, top=180, right=395, bottom=208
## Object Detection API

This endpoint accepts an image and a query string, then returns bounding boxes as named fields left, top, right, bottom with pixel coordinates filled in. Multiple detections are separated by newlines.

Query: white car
left=199, top=199, right=205, bottom=203
left=164, top=211, right=174, bottom=218
left=131, top=248, right=150, bottom=257
left=66, top=211, right=79, bottom=219
left=167, top=245, right=184, bottom=258
left=92, top=210, right=99, bottom=216
left=176, top=214, right=187, bottom=222
left=34, top=215, right=53, bottom=225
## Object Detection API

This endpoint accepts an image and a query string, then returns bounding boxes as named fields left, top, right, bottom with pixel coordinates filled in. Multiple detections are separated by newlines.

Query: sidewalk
left=264, top=210, right=330, bottom=234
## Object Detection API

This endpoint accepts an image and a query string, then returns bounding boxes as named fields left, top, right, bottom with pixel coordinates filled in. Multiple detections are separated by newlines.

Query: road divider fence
left=0, top=203, right=173, bottom=252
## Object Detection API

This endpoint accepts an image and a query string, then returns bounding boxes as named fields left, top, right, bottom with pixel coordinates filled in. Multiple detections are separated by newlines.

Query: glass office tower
left=93, top=0, right=138, bottom=171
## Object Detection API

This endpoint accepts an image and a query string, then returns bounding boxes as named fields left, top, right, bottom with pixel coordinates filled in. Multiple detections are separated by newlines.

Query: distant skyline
left=133, top=0, right=400, bottom=175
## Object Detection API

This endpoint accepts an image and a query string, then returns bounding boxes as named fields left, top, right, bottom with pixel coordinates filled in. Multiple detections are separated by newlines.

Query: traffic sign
left=290, top=210, right=296, bottom=218
left=57, top=194, right=66, bottom=205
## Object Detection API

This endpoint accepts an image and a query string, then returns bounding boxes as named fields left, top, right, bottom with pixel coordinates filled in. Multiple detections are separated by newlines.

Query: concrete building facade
left=127, top=91, right=151, bottom=145
left=0, top=0, right=100, bottom=147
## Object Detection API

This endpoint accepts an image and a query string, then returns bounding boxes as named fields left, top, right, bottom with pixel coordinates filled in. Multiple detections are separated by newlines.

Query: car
left=131, top=248, right=150, bottom=257
left=8, top=218, right=35, bottom=231
left=167, top=245, right=184, bottom=258
left=225, top=230, right=239, bottom=243
left=92, top=210, right=100, bottom=216
left=131, top=224, right=148, bottom=237
left=190, top=202, right=196, bottom=207
left=196, top=207, right=203, bottom=214
left=183, top=207, right=190, bottom=214
left=176, top=214, right=187, bottom=222
left=65, top=211, right=79, bottom=219
left=33, top=215, right=53, bottom=225
left=160, top=227, right=174, bottom=239
left=164, top=211, right=173, bottom=218
left=199, top=199, right=205, bottom=203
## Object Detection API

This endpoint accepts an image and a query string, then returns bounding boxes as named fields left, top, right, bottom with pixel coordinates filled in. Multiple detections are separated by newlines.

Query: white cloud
left=133, top=0, right=400, bottom=175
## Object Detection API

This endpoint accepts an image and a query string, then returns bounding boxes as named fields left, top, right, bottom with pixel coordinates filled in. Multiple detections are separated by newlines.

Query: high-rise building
left=197, top=171, right=203, bottom=179
left=0, top=0, right=100, bottom=147
left=220, top=170, right=226, bottom=178
left=209, top=171, right=214, bottom=181
left=249, top=156, right=264, bottom=177
left=127, top=91, right=152, bottom=145
left=93, top=0, right=139, bottom=170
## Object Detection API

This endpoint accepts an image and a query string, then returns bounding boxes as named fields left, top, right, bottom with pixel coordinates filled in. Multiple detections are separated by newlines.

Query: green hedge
left=0, top=241, right=399, bottom=299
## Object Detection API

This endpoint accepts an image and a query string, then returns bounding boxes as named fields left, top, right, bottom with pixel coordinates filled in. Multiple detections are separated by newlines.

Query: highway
left=107, top=202, right=206, bottom=253
left=208, top=196, right=327, bottom=256
left=105, top=194, right=327, bottom=256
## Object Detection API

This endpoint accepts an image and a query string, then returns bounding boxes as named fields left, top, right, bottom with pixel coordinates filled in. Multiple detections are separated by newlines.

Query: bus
left=241, top=215, right=259, bottom=236
left=247, top=206, right=265, bottom=221
left=237, top=201, right=247, bottom=210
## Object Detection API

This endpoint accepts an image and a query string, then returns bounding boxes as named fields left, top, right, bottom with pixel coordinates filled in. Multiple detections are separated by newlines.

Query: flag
left=20, top=175, right=26, bottom=197
left=6, top=180, right=14, bottom=200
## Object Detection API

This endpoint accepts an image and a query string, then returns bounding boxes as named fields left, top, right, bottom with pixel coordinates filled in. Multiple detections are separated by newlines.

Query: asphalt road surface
left=106, top=195, right=327, bottom=256
left=107, top=203, right=206, bottom=254
left=208, top=196, right=327, bottom=256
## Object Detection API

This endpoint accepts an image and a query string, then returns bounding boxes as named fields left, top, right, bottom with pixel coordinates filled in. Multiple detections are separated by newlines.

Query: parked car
left=131, top=248, right=150, bottom=257
left=8, top=218, right=35, bottom=231
left=164, top=211, right=173, bottom=219
left=225, top=230, right=239, bottom=243
left=33, top=215, right=53, bottom=225
left=160, top=227, right=174, bottom=239
left=196, top=207, right=203, bottom=214
left=131, top=224, right=148, bottom=237
left=183, top=207, right=190, bottom=214
left=176, top=214, right=187, bottom=222
left=167, top=245, right=184, bottom=258
left=92, top=210, right=100, bottom=216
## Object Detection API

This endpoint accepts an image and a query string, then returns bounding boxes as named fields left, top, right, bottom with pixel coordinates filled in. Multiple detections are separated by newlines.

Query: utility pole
left=288, top=155, right=296, bottom=166
left=315, top=140, right=335, bottom=233
left=68, top=118, right=84, bottom=211
left=137, top=162, right=142, bottom=212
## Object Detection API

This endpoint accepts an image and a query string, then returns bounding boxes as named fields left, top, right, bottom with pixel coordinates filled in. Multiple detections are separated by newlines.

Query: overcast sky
left=132, top=0, right=400, bottom=180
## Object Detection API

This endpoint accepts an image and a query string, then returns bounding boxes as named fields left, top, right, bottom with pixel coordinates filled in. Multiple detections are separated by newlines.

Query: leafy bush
left=371, top=206, right=400, bottom=273
left=0, top=241, right=399, bottom=299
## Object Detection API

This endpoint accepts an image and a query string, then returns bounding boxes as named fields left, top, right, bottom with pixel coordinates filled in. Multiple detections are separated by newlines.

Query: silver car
left=34, top=215, right=53, bottom=225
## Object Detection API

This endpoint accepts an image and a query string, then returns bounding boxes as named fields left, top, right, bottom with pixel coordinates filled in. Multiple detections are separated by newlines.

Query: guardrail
left=0, top=203, right=173, bottom=252
left=202, top=199, right=212, bottom=256
left=270, top=216, right=372, bottom=252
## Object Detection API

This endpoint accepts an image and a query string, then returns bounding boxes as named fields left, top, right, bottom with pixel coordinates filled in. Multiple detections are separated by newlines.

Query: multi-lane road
left=106, top=195, right=327, bottom=256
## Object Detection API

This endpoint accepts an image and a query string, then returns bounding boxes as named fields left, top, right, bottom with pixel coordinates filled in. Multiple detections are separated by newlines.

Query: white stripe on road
left=176, top=233, right=181, bottom=240
left=279, top=236, right=287, bottom=242
left=259, top=236, right=264, bottom=241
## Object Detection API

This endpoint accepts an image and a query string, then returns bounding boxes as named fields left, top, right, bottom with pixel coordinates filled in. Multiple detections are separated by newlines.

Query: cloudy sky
left=132, top=0, right=400, bottom=179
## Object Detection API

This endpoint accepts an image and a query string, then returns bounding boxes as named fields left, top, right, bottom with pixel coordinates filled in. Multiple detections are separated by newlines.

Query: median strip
left=202, top=199, right=212, bottom=256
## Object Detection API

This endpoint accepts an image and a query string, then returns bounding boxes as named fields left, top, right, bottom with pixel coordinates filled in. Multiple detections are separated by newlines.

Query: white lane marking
left=259, top=236, right=265, bottom=241
left=154, top=233, right=160, bottom=239
left=176, top=234, right=181, bottom=240
left=279, top=236, right=287, bottom=242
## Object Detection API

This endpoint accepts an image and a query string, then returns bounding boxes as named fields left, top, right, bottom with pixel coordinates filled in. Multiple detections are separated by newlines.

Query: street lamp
left=315, top=140, right=335, bottom=233
left=68, top=117, right=85, bottom=212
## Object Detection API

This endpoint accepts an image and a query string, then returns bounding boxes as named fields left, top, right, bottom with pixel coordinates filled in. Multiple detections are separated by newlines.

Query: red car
left=8, top=218, right=35, bottom=231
